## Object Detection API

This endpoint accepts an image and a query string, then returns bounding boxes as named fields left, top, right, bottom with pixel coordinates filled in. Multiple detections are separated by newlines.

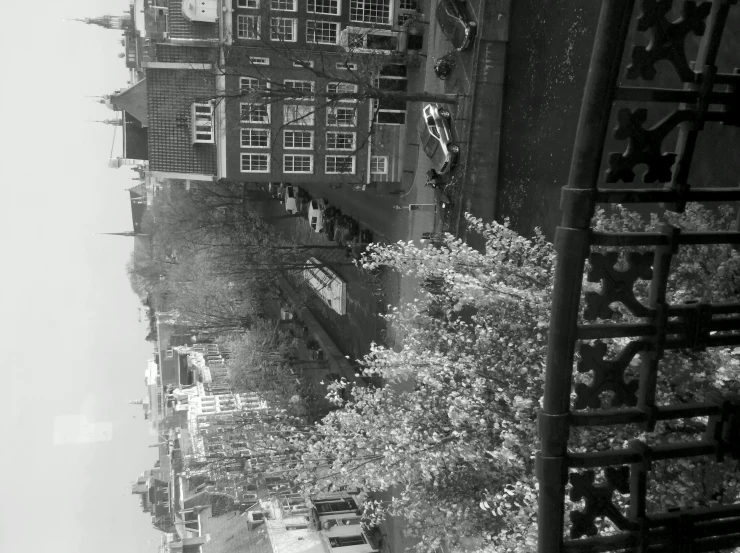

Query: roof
left=201, top=509, right=274, bottom=553
left=146, top=68, right=217, bottom=175
left=124, top=111, right=149, bottom=160
left=167, top=0, right=219, bottom=40
left=112, top=79, right=148, bottom=126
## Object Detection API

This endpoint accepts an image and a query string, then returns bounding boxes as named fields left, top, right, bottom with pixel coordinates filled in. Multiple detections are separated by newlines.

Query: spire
left=64, top=14, right=132, bottom=31
left=88, top=118, right=122, bottom=126
left=94, top=231, right=148, bottom=237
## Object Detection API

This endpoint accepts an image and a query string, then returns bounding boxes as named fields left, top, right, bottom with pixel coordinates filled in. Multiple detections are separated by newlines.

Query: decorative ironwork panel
left=537, top=1, right=740, bottom=552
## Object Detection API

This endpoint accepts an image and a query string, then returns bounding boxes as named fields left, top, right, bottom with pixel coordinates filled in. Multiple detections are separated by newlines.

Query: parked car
left=333, top=215, right=360, bottom=247
left=422, top=103, right=459, bottom=174
left=308, top=198, right=327, bottom=233
left=268, top=182, right=285, bottom=198
left=283, top=185, right=300, bottom=214
left=436, top=0, right=477, bottom=51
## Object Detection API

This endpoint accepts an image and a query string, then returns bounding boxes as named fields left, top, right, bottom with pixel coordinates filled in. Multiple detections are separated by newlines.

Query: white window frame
left=270, top=17, right=297, bottom=42
left=166, top=348, right=174, bottom=359
left=270, top=0, right=297, bottom=11
left=241, top=153, right=271, bottom=173
left=308, top=0, right=341, bottom=15
left=370, top=155, right=388, bottom=174
left=284, top=105, right=315, bottom=126
left=249, top=56, right=270, bottom=65
left=241, top=128, right=270, bottom=148
left=237, top=0, right=259, bottom=7
left=284, top=79, right=315, bottom=101
left=325, top=155, right=356, bottom=175
left=191, top=103, right=214, bottom=143
left=293, top=60, right=315, bottom=68
left=326, top=107, right=356, bottom=127
left=283, top=130, right=314, bottom=150
left=240, top=103, right=270, bottom=124
left=327, top=82, right=358, bottom=102
left=349, top=0, right=392, bottom=25
left=283, top=154, right=314, bottom=174
left=239, top=77, right=270, bottom=92
left=236, top=14, right=260, bottom=39
left=335, top=62, right=358, bottom=71
left=306, top=20, right=339, bottom=44
left=326, top=131, right=356, bottom=150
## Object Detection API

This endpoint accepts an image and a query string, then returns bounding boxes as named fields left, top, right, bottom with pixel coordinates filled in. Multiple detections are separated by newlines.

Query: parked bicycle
left=433, top=51, right=457, bottom=80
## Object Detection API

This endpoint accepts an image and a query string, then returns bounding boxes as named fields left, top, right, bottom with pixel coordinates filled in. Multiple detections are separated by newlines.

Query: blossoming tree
left=291, top=207, right=740, bottom=552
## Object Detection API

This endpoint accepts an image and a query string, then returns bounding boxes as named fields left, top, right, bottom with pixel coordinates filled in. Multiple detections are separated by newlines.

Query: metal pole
left=536, top=1, right=636, bottom=552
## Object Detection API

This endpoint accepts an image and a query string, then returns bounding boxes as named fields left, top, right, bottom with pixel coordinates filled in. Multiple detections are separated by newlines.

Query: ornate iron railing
left=537, top=0, right=740, bottom=552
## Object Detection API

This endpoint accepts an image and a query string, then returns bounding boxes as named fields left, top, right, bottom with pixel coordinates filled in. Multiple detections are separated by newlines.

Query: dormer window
left=192, top=103, right=214, bottom=143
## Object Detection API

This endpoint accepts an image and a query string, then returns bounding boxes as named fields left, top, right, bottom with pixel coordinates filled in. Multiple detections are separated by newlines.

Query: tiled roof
left=146, top=68, right=218, bottom=175
left=112, top=80, right=149, bottom=126
left=167, top=0, right=219, bottom=40
left=155, top=43, right=218, bottom=64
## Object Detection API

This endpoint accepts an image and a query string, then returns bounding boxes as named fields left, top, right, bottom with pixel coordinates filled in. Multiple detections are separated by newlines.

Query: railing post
left=537, top=1, right=636, bottom=552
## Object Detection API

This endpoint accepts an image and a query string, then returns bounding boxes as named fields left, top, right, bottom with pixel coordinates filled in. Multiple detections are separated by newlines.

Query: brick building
left=90, top=1, right=424, bottom=190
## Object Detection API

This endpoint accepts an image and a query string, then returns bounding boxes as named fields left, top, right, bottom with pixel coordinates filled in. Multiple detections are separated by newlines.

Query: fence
left=537, top=0, right=740, bottom=551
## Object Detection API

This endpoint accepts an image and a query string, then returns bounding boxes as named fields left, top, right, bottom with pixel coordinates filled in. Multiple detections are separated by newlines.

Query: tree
left=288, top=209, right=740, bottom=552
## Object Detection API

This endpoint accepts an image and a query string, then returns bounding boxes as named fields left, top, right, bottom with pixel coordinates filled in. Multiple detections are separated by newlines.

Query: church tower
left=67, top=13, right=133, bottom=31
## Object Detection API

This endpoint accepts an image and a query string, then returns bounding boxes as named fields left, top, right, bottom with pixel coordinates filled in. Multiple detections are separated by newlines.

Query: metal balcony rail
left=537, top=0, right=740, bottom=551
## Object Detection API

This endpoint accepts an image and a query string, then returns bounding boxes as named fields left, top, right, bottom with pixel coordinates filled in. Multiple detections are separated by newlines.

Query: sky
left=0, top=1, right=162, bottom=552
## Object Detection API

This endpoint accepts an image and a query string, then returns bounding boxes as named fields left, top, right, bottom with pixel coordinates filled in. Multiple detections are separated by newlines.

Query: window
left=236, top=15, right=260, bottom=39
left=327, top=107, right=356, bottom=126
left=326, top=131, right=355, bottom=150
left=306, top=21, right=339, bottom=44
left=166, top=349, right=174, bottom=359
left=336, top=62, right=358, bottom=70
left=308, top=0, right=340, bottom=15
left=249, top=56, right=270, bottom=65
left=284, top=105, right=314, bottom=126
left=283, top=155, right=313, bottom=174
left=349, top=0, right=391, bottom=24
left=237, top=0, right=259, bottom=7
left=325, top=156, right=355, bottom=174
left=191, top=103, right=214, bottom=143
left=370, top=155, right=388, bottom=174
left=284, top=80, right=315, bottom=100
left=327, top=82, right=358, bottom=102
left=329, top=536, right=366, bottom=548
left=270, top=17, right=297, bottom=42
left=284, top=130, right=314, bottom=149
left=241, top=128, right=270, bottom=148
left=271, top=0, right=296, bottom=10
left=399, top=0, right=417, bottom=9
left=240, top=103, right=270, bottom=124
left=293, top=60, right=315, bottom=68
left=239, top=77, right=269, bottom=92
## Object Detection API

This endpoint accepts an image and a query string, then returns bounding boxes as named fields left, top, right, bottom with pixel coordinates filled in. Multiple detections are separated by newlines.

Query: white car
left=422, top=103, right=459, bottom=174
left=308, top=198, right=327, bottom=233
left=283, top=185, right=300, bottom=214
